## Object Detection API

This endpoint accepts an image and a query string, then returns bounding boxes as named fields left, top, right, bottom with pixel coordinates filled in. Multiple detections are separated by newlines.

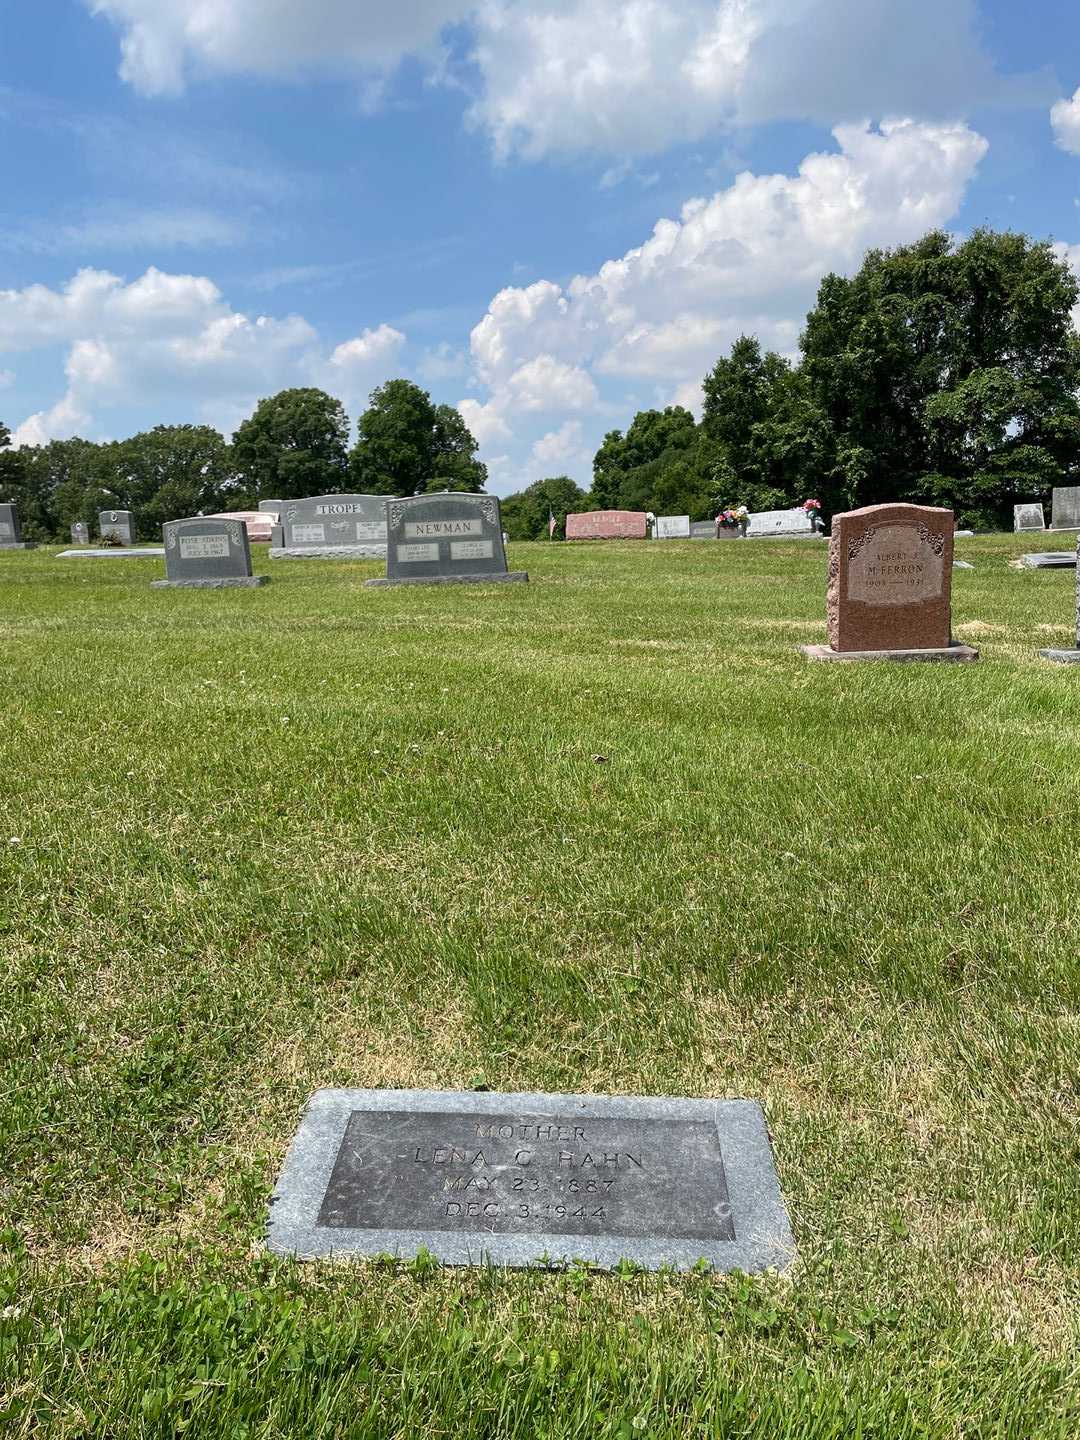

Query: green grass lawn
left=2, top=533, right=1080, bottom=1438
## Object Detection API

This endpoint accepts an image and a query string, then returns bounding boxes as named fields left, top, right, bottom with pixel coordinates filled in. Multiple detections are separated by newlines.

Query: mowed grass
left=2, top=532, right=1080, bottom=1438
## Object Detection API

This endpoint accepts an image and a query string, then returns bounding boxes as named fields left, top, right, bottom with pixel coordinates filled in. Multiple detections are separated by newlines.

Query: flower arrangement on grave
left=801, top=498, right=821, bottom=532
left=717, top=506, right=749, bottom=530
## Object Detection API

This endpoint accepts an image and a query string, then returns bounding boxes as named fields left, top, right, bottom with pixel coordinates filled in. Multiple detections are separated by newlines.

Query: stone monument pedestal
left=1039, top=648, right=1080, bottom=663
left=366, top=571, right=529, bottom=588
left=270, top=544, right=386, bottom=560
left=151, top=576, right=270, bottom=589
left=800, top=642, right=979, bottom=663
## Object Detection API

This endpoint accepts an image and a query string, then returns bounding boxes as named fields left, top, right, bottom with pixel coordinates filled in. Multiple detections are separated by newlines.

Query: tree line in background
left=3, top=228, right=1079, bottom=542
left=503, top=228, right=1080, bottom=539
left=0, top=380, right=487, bottom=542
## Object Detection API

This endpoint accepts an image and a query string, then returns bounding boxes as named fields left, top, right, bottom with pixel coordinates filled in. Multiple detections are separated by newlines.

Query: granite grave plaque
left=655, top=515, right=691, bottom=540
left=1051, top=487, right=1080, bottom=531
left=0, top=503, right=35, bottom=549
left=689, top=520, right=718, bottom=540
left=99, top=509, right=135, bottom=545
left=268, top=1089, right=793, bottom=1271
left=1020, top=551, right=1077, bottom=569
left=1014, top=503, right=1046, bottom=532
left=152, top=517, right=269, bottom=589
left=565, top=510, right=649, bottom=541
left=745, top=507, right=818, bottom=539
left=273, top=494, right=387, bottom=559
left=801, top=502, right=978, bottom=662
left=1039, top=538, right=1080, bottom=663
left=367, top=492, right=527, bottom=587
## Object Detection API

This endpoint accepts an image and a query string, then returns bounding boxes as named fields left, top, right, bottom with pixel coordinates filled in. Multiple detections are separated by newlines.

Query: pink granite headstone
left=565, top=510, right=649, bottom=540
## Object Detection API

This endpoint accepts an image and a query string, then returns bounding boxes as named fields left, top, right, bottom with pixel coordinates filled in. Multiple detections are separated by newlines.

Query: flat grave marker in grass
left=0, top=502, right=35, bottom=549
left=99, top=508, right=135, bottom=545
left=152, top=516, right=269, bottom=589
left=367, top=491, right=528, bottom=588
left=1039, top=537, right=1080, bottom=663
left=268, top=1089, right=793, bottom=1272
left=272, top=493, right=388, bottom=560
left=802, top=501, right=979, bottom=663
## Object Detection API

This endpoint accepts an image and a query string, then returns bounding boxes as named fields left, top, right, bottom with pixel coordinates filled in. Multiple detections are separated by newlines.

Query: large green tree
left=501, top=475, right=589, bottom=540
left=800, top=228, right=1080, bottom=525
left=701, top=337, right=805, bottom=511
left=591, top=407, right=699, bottom=512
left=113, top=425, right=236, bottom=534
left=232, top=388, right=349, bottom=502
left=350, top=380, right=485, bottom=495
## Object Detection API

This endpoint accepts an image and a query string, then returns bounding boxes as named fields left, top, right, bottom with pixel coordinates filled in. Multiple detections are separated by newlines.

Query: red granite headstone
left=565, top=510, right=649, bottom=540
left=827, top=503, right=955, bottom=652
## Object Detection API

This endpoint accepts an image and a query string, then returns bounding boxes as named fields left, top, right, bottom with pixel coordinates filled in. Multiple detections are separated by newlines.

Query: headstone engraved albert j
left=565, top=510, right=649, bottom=541
left=1051, top=487, right=1080, bottom=531
left=801, top=503, right=979, bottom=663
left=367, top=492, right=527, bottom=587
left=0, top=503, right=35, bottom=550
left=99, top=509, right=135, bottom=546
left=655, top=515, right=691, bottom=540
left=1039, top=538, right=1080, bottom=663
left=268, top=1089, right=793, bottom=1272
left=70, top=521, right=91, bottom=546
left=272, top=494, right=387, bottom=559
left=152, top=517, right=269, bottom=589
left=1014, top=503, right=1046, bottom=533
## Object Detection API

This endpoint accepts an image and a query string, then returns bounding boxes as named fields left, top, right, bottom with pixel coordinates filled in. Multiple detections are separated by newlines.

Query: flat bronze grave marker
left=268, top=1089, right=793, bottom=1271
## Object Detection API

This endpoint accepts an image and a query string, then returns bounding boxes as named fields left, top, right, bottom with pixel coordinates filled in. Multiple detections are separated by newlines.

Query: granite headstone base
left=1039, top=648, right=1080, bottom=663
left=366, top=571, right=529, bottom=588
left=151, top=576, right=270, bottom=589
left=800, top=642, right=980, bottom=663
left=0, top=542, right=37, bottom=550
left=1019, top=552, right=1077, bottom=569
left=57, top=547, right=165, bottom=559
left=270, top=544, right=386, bottom=560
left=267, top=1088, right=793, bottom=1273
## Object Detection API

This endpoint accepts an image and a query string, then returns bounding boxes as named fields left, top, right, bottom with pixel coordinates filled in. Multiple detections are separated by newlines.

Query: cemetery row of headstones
left=568, top=506, right=822, bottom=542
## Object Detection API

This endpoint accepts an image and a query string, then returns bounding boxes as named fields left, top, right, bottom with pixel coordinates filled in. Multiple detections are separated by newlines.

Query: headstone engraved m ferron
left=0, top=503, right=35, bottom=550
left=272, top=494, right=387, bottom=559
left=152, top=517, right=269, bottom=589
left=1039, top=537, right=1080, bottom=664
left=801, top=503, right=979, bottom=663
left=99, top=509, right=135, bottom=545
left=366, top=492, right=527, bottom=587
left=268, top=1089, right=793, bottom=1272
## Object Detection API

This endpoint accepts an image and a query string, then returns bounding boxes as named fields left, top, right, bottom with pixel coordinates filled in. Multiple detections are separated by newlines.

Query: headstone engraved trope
left=1014, top=503, right=1046, bottom=533
left=565, top=510, right=649, bottom=541
left=99, top=509, right=135, bottom=545
left=0, top=503, right=35, bottom=549
left=1039, top=537, right=1080, bottom=663
left=272, top=494, right=388, bottom=559
left=367, top=492, right=527, bottom=587
left=152, top=517, right=268, bottom=589
left=1051, top=487, right=1080, bottom=531
left=801, top=503, right=978, bottom=662
left=268, top=1089, right=793, bottom=1272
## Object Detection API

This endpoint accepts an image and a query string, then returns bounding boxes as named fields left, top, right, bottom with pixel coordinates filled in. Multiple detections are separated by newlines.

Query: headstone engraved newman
left=1014, top=503, right=1046, bottom=533
left=1039, top=537, right=1080, bottom=663
left=153, top=517, right=269, bottom=589
left=0, top=503, right=35, bottom=549
left=801, top=503, right=979, bottom=663
left=99, top=509, right=135, bottom=546
left=267, top=1089, right=794, bottom=1272
left=272, top=494, right=387, bottom=559
left=1051, top=487, right=1080, bottom=531
left=366, top=492, right=527, bottom=587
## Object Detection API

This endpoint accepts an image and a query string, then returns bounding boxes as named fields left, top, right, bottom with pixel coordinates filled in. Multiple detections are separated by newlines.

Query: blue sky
left=2, top=0, right=1080, bottom=493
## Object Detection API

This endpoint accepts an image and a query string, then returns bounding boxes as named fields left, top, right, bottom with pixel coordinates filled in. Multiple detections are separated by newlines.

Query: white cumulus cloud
left=1051, top=87, right=1080, bottom=155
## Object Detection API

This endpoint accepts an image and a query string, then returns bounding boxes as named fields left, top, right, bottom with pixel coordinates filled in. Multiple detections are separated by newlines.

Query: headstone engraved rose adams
left=152, top=517, right=269, bottom=589
left=70, top=521, right=91, bottom=546
left=566, top=510, right=649, bottom=541
left=99, top=509, right=135, bottom=546
left=655, top=515, right=691, bottom=540
left=1051, top=487, right=1080, bottom=531
left=272, top=494, right=387, bottom=559
left=1014, top=503, right=1046, bottom=533
left=0, top=503, right=35, bottom=550
left=267, top=1089, right=793, bottom=1272
left=801, top=503, right=979, bottom=663
left=366, top=492, right=527, bottom=587
left=1039, top=538, right=1080, bottom=663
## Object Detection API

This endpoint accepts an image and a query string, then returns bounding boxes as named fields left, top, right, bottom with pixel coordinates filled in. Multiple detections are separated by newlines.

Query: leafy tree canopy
left=501, top=475, right=590, bottom=540
left=232, top=388, right=349, bottom=503
left=350, top=380, right=486, bottom=496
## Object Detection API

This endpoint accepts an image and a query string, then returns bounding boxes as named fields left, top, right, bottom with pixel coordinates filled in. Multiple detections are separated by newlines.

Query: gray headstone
left=273, top=494, right=387, bottom=559
left=1020, top=552, right=1077, bottom=569
left=270, top=521, right=284, bottom=549
left=655, top=515, right=691, bottom=539
left=689, top=521, right=717, bottom=540
left=368, top=492, right=528, bottom=587
left=258, top=499, right=284, bottom=516
left=746, top=507, right=816, bottom=538
left=1051, top=487, right=1080, bottom=531
left=0, top=502, right=34, bottom=549
left=70, top=521, right=91, bottom=546
left=152, top=516, right=268, bottom=588
left=99, top=509, right=135, bottom=545
left=1013, top=503, right=1046, bottom=533
left=268, top=1088, right=794, bottom=1272
left=1039, top=538, right=1080, bottom=661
